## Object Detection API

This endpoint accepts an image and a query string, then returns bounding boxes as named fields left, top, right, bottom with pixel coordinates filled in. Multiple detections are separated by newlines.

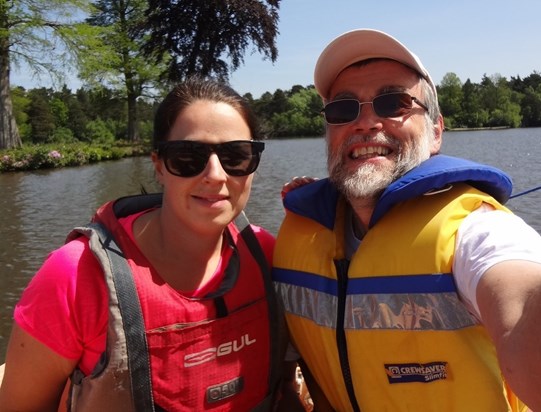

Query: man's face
left=325, top=60, right=442, bottom=200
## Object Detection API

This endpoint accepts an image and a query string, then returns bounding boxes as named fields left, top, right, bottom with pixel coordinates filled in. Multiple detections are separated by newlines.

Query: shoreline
left=446, top=126, right=510, bottom=132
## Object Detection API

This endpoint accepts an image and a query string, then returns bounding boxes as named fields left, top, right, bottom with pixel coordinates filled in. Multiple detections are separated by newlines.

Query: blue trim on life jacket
left=283, top=177, right=340, bottom=230
left=283, top=155, right=513, bottom=231
left=347, top=274, right=456, bottom=294
left=372, top=155, right=513, bottom=227
left=273, top=268, right=338, bottom=295
left=273, top=268, right=456, bottom=296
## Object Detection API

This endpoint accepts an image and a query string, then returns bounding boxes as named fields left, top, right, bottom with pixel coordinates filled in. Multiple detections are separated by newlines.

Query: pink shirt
left=14, top=213, right=275, bottom=375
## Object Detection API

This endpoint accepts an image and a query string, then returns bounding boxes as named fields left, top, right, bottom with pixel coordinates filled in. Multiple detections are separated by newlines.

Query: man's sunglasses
left=321, top=92, right=428, bottom=125
left=156, top=140, right=265, bottom=177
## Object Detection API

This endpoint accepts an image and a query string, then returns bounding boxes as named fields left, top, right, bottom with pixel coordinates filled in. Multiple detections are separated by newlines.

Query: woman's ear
left=151, top=151, right=165, bottom=184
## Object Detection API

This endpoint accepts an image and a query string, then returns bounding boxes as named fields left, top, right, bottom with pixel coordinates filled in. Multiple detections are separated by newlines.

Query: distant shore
left=446, top=126, right=510, bottom=132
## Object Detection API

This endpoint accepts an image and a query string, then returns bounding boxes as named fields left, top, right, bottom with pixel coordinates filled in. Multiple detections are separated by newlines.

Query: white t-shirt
left=453, top=205, right=541, bottom=319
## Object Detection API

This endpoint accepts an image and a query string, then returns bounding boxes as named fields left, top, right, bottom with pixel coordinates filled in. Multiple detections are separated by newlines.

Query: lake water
left=1, top=128, right=541, bottom=362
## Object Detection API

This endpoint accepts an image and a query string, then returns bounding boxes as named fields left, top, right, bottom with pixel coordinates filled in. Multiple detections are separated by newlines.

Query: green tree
left=437, top=73, right=463, bottom=129
left=27, top=89, right=55, bottom=143
left=0, top=0, right=91, bottom=149
left=10, top=86, right=31, bottom=141
left=83, top=118, right=115, bottom=143
left=252, top=91, right=274, bottom=133
left=64, top=90, right=89, bottom=140
left=510, top=72, right=541, bottom=94
left=86, top=87, right=126, bottom=124
left=520, top=86, right=541, bottom=127
left=269, top=89, right=289, bottom=115
left=480, top=74, right=522, bottom=128
left=141, top=0, right=281, bottom=82
left=82, top=0, right=165, bottom=141
left=49, top=94, right=75, bottom=141
left=50, top=97, right=69, bottom=127
left=268, top=86, right=323, bottom=137
left=479, top=74, right=498, bottom=114
left=513, top=73, right=541, bottom=127
left=458, top=79, right=487, bottom=128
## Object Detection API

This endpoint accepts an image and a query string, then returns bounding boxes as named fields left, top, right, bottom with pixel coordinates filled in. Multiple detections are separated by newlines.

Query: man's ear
left=431, top=114, right=444, bottom=154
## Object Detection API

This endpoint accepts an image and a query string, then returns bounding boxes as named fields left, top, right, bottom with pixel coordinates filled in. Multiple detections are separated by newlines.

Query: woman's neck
left=133, top=208, right=226, bottom=291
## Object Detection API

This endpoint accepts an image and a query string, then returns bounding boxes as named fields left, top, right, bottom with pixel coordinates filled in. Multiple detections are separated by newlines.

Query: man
left=273, top=28, right=541, bottom=411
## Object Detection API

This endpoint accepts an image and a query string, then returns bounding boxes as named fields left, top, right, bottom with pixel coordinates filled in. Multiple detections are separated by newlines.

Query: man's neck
left=348, top=196, right=377, bottom=229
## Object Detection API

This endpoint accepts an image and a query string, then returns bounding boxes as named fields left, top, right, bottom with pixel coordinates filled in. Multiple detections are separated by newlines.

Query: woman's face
left=153, top=100, right=254, bottom=235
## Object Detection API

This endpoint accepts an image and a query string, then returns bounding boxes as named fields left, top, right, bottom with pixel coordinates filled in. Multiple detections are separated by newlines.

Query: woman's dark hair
left=153, top=76, right=262, bottom=149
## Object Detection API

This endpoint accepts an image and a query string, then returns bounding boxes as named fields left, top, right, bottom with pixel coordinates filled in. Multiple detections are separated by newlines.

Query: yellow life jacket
left=274, top=156, right=525, bottom=412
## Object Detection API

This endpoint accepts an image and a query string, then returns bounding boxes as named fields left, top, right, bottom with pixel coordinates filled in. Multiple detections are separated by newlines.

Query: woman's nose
left=202, top=153, right=227, bottom=182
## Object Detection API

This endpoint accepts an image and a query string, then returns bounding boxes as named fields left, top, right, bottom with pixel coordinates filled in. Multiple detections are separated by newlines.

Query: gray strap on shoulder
left=87, top=222, right=155, bottom=411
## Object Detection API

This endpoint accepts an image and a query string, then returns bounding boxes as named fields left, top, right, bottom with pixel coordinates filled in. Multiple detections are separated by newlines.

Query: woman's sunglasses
left=156, top=140, right=265, bottom=177
left=321, top=92, right=428, bottom=125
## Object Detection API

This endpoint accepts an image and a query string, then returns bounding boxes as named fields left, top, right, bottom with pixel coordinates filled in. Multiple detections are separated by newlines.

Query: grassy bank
left=0, top=141, right=151, bottom=173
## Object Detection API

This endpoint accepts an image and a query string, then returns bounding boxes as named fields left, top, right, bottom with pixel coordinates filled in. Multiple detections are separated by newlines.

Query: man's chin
left=340, top=174, right=391, bottom=200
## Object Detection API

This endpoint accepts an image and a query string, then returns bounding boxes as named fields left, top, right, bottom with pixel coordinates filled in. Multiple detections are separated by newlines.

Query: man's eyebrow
left=379, top=85, right=408, bottom=94
left=333, top=91, right=357, bottom=100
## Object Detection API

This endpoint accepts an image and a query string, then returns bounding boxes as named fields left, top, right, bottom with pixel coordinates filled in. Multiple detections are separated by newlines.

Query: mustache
left=342, top=132, right=400, bottom=149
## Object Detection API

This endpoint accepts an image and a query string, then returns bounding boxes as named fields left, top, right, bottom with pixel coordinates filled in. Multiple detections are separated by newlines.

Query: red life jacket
left=67, top=193, right=285, bottom=412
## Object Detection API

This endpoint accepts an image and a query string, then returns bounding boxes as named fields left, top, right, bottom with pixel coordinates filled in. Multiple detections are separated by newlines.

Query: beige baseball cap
left=314, top=28, right=437, bottom=100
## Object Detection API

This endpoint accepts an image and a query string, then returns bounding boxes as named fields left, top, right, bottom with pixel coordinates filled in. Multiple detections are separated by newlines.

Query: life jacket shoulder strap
left=69, top=222, right=154, bottom=412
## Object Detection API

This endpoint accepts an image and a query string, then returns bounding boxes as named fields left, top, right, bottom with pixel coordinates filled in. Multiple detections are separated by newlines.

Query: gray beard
left=327, top=126, right=434, bottom=201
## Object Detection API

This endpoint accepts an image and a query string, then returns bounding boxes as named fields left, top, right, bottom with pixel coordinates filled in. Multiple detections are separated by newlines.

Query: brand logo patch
left=385, top=362, right=448, bottom=384
left=184, top=333, right=256, bottom=367
left=206, top=377, right=244, bottom=403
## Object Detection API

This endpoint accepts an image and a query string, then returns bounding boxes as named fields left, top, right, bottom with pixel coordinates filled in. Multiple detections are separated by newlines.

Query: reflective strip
left=274, top=269, right=477, bottom=331
left=275, top=282, right=338, bottom=329
left=344, top=292, right=476, bottom=330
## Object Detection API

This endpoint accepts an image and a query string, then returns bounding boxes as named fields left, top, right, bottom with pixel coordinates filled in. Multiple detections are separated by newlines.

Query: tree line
left=11, top=85, right=157, bottom=145
left=249, top=71, right=541, bottom=136
left=9, top=69, right=541, bottom=148
left=438, top=72, right=541, bottom=129
left=2, top=1, right=540, bottom=151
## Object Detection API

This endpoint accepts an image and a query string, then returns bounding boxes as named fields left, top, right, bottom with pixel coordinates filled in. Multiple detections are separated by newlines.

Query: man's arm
left=477, top=259, right=541, bottom=410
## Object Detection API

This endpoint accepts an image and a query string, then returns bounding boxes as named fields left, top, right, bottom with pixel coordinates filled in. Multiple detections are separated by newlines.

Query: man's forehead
left=328, top=61, right=423, bottom=99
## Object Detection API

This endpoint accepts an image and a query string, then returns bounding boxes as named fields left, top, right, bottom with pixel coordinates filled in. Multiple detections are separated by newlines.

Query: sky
left=11, top=0, right=541, bottom=98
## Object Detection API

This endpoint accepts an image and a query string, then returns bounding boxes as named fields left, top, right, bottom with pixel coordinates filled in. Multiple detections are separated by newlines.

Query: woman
left=0, top=77, right=292, bottom=411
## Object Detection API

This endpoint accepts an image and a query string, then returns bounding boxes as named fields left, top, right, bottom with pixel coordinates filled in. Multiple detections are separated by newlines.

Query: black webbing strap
left=112, top=193, right=163, bottom=218
left=335, top=258, right=360, bottom=412
left=234, top=212, right=286, bottom=411
left=90, top=222, right=155, bottom=411
left=214, top=296, right=228, bottom=318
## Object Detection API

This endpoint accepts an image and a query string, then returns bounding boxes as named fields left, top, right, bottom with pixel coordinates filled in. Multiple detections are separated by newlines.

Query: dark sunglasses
left=321, top=92, right=429, bottom=125
left=156, top=140, right=265, bottom=177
